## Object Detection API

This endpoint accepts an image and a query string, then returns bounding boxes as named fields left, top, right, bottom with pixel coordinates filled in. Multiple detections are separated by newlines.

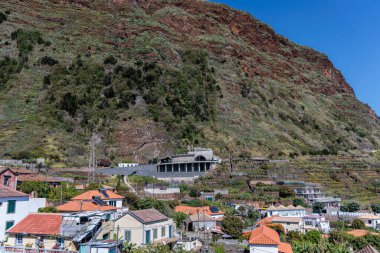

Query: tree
left=293, top=198, right=307, bottom=207
left=189, top=189, right=201, bottom=199
left=38, top=206, right=58, bottom=213
left=221, top=215, right=244, bottom=238
left=312, top=202, right=324, bottom=213
left=18, top=181, right=50, bottom=197
left=340, top=201, right=360, bottom=212
left=279, top=186, right=295, bottom=198
left=286, top=231, right=304, bottom=242
left=371, top=203, right=380, bottom=213
left=247, top=210, right=260, bottom=221
left=351, top=219, right=366, bottom=229
left=304, top=230, right=321, bottom=244
left=173, top=212, right=187, bottom=228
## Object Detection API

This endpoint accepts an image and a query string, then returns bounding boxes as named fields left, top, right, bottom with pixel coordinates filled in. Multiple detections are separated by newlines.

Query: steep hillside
left=0, top=0, right=379, bottom=166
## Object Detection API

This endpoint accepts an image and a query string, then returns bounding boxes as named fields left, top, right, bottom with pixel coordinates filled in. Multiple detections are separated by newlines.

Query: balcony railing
left=0, top=246, right=76, bottom=253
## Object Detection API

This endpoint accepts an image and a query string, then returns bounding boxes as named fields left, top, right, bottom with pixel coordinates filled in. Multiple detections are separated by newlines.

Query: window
left=7, top=200, right=16, bottom=214
left=168, top=225, right=172, bottom=238
left=5, top=221, right=14, bottom=230
left=15, top=235, right=23, bottom=245
left=4, top=176, right=11, bottom=186
left=102, top=233, right=109, bottom=240
left=124, top=230, right=131, bottom=242
left=205, top=196, right=213, bottom=201
left=109, top=201, right=116, bottom=207
left=161, top=226, right=166, bottom=237
left=56, top=238, right=64, bottom=248
left=153, top=229, right=158, bottom=240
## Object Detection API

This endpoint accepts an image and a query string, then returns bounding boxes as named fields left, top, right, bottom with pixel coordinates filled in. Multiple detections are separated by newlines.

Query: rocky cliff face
left=0, top=0, right=378, bottom=166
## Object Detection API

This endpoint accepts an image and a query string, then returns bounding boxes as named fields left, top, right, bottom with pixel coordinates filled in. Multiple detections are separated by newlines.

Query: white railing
left=0, top=246, right=76, bottom=253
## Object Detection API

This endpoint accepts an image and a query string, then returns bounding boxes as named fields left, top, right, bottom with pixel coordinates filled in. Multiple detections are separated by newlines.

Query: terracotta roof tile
left=174, top=205, right=225, bottom=216
left=72, top=190, right=124, bottom=200
left=279, top=242, right=293, bottom=253
left=129, top=209, right=168, bottom=224
left=257, top=216, right=275, bottom=226
left=0, top=185, right=28, bottom=198
left=7, top=213, right=62, bottom=235
left=56, top=201, right=117, bottom=212
left=272, top=217, right=302, bottom=223
left=17, top=174, right=65, bottom=183
left=347, top=230, right=379, bottom=237
left=249, top=226, right=280, bottom=245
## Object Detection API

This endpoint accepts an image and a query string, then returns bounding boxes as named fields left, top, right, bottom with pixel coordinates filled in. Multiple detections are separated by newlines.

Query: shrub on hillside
left=351, top=219, right=366, bottom=229
left=40, top=56, right=58, bottom=66
left=103, top=55, right=117, bottom=65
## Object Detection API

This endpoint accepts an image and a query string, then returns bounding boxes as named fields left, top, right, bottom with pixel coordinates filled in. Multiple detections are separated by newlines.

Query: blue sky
left=211, top=0, right=380, bottom=115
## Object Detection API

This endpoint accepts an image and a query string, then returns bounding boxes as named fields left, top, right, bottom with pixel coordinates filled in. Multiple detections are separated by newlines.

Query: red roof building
left=56, top=201, right=117, bottom=212
left=72, top=189, right=124, bottom=201
left=57, top=189, right=125, bottom=213
left=7, top=213, right=62, bottom=236
left=248, top=226, right=293, bottom=253
left=174, top=205, right=225, bottom=218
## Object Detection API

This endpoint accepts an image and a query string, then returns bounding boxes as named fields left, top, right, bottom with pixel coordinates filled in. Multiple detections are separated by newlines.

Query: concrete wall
left=0, top=197, right=46, bottom=242
left=249, top=244, right=278, bottom=253
left=192, top=221, right=216, bottom=230
left=273, top=221, right=304, bottom=233
left=144, top=188, right=180, bottom=194
left=267, top=209, right=305, bottom=217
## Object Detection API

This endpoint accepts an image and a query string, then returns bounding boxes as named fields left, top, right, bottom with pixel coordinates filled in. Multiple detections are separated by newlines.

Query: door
left=145, top=230, right=151, bottom=244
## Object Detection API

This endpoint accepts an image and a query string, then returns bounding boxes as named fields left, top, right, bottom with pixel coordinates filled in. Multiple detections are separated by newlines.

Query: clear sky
left=211, top=0, right=380, bottom=115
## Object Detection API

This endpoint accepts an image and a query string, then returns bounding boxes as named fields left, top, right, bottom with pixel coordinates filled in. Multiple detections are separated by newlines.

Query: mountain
left=0, top=0, right=379, bottom=166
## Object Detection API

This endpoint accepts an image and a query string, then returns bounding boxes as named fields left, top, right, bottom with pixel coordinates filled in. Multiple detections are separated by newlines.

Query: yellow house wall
left=6, top=235, right=77, bottom=251
left=113, top=214, right=174, bottom=246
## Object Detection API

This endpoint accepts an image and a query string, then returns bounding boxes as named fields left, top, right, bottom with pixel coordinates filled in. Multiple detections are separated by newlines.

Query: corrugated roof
left=7, top=213, right=62, bottom=235
left=356, top=245, right=379, bottom=253
left=0, top=185, right=28, bottom=198
left=129, top=209, right=168, bottom=224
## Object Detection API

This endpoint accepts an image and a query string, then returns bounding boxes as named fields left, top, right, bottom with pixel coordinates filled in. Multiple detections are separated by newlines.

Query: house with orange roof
left=6, top=212, right=114, bottom=251
left=174, top=205, right=225, bottom=219
left=56, top=188, right=125, bottom=213
left=248, top=226, right=293, bottom=253
left=72, top=189, right=124, bottom=208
